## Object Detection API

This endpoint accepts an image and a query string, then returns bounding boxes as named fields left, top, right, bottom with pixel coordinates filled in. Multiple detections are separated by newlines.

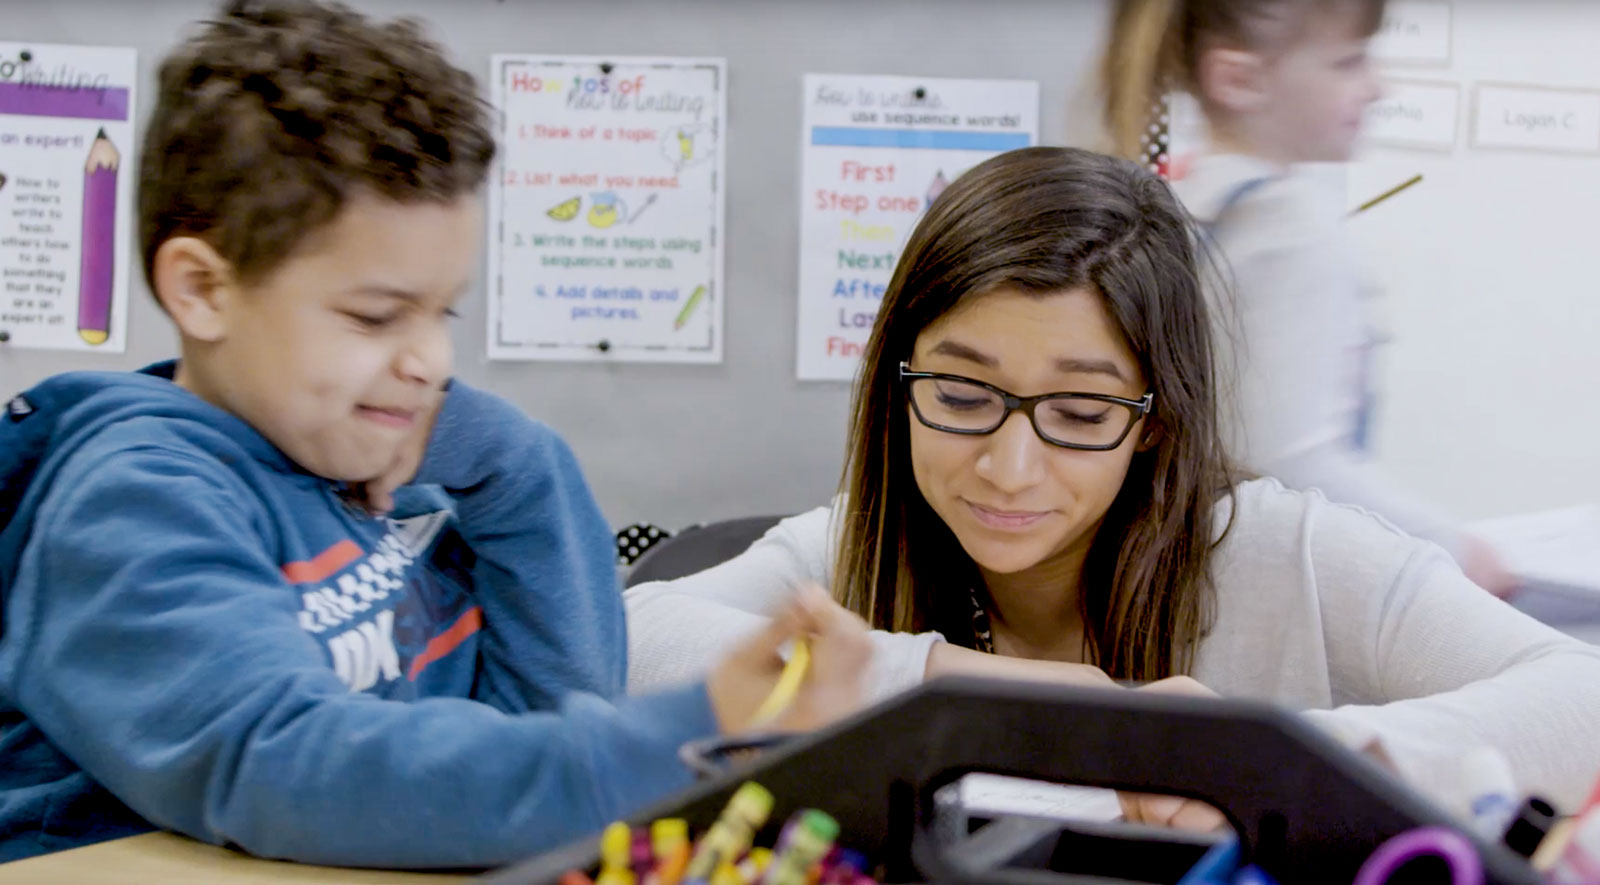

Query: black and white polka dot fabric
left=1141, top=97, right=1171, bottom=178
left=615, top=523, right=670, bottom=565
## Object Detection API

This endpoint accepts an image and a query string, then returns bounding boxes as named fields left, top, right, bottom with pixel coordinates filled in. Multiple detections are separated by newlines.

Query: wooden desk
left=0, top=833, right=470, bottom=883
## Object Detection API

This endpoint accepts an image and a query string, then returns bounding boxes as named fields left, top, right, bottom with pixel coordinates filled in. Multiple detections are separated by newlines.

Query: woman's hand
left=922, top=647, right=1232, bottom=832
left=1117, top=677, right=1229, bottom=832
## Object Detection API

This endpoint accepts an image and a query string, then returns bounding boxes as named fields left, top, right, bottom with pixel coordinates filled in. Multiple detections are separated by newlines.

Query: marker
left=1351, top=826, right=1481, bottom=885
left=597, top=821, right=636, bottom=885
left=646, top=818, right=691, bottom=885
left=682, top=782, right=774, bottom=884
left=760, top=809, right=839, bottom=885
left=1460, top=747, right=1517, bottom=838
left=561, top=872, right=598, bottom=885
left=1350, top=173, right=1422, bottom=217
left=1232, top=867, right=1280, bottom=885
left=1501, top=796, right=1559, bottom=858
left=1550, top=808, right=1600, bottom=884
left=78, top=128, right=119, bottom=346
left=750, top=638, right=810, bottom=728
left=708, top=862, right=744, bottom=885
left=673, top=285, right=707, bottom=331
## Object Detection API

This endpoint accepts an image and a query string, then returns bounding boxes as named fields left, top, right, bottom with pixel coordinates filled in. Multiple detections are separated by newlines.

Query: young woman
left=626, top=147, right=1600, bottom=816
left=1102, top=0, right=1516, bottom=594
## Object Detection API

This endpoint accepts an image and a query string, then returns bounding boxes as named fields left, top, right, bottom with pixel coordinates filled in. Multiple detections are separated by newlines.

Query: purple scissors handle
left=1352, top=826, right=1485, bottom=885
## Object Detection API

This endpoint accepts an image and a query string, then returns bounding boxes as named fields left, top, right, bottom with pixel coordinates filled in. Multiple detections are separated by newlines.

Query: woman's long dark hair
left=833, top=146, right=1235, bottom=680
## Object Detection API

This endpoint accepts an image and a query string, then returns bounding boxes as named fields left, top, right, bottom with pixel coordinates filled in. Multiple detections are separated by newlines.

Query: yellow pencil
left=750, top=638, right=810, bottom=727
left=1351, top=173, right=1422, bottom=216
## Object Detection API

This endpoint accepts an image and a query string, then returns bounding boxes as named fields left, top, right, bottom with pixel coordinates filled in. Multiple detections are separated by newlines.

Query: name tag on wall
left=1472, top=83, right=1600, bottom=154
left=1371, top=1, right=1454, bottom=66
left=1367, top=80, right=1460, bottom=151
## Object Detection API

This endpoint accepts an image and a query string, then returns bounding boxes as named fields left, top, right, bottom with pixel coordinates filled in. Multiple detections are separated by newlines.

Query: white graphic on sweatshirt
left=291, top=510, right=451, bottom=690
left=326, top=609, right=402, bottom=690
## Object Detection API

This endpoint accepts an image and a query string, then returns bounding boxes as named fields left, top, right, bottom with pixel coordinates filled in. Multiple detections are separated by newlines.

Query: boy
left=0, top=0, right=869, bottom=868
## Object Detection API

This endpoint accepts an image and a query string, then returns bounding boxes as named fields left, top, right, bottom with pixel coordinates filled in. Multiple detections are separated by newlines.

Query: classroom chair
left=624, top=515, right=783, bottom=587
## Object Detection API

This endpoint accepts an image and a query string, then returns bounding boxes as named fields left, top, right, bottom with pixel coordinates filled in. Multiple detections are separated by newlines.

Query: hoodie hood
left=0, top=361, right=292, bottom=600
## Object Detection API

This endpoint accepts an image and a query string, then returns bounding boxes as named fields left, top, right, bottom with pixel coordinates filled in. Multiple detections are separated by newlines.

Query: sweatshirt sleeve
left=1220, top=197, right=1464, bottom=554
left=3, top=441, right=716, bottom=869
left=414, top=380, right=626, bottom=711
left=624, top=504, right=942, bottom=704
left=1299, top=501, right=1600, bottom=812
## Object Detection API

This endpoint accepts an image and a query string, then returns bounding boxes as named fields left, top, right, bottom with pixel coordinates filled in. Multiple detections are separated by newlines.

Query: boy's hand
left=705, top=584, right=872, bottom=735
left=353, top=387, right=445, bottom=515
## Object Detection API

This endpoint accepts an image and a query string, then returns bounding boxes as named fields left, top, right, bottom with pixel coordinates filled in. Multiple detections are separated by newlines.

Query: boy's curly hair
left=139, top=0, right=495, bottom=290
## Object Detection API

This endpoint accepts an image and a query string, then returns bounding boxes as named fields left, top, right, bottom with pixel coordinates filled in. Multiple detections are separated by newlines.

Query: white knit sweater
left=626, top=479, right=1600, bottom=812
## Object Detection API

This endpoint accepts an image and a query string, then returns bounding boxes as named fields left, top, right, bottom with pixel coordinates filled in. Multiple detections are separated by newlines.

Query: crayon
left=761, top=809, right=839, bottom=885
left=597, top=821, right=636, bottom=885
left=683, top=783, right=774, bottom=884
left=646, top=818, right=691, bottom=885
left=818, top=847, right=864, bottom=885
left=632, top=829, right=657, bottom=878
left=736, top=847, right=773, bottom=883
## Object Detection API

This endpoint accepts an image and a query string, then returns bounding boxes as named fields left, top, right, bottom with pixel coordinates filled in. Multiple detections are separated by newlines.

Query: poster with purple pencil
left=0, top=42, right=135, bottom=353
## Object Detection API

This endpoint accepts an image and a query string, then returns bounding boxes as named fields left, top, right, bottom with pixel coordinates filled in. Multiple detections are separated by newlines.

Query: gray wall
left=0, top=0, right=1111, bottom=530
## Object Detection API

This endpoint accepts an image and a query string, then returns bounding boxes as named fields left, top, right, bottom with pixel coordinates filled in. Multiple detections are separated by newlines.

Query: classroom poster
left=794, top=74, right=1038, bottom=382
left=487, top=55, right=726, bottom=363
left=0, top=42, right=135, bottom=353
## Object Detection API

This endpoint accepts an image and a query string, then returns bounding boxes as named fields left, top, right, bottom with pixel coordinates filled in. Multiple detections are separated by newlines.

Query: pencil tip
left=96, top=127, right=108, bottom=139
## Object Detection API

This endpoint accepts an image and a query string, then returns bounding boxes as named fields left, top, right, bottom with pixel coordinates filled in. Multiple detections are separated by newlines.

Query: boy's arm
left=411, top=381, right=627, bottom=710
left=623, top=505, right=945, bottom=704
left=3, top=444, right=715, bottom=868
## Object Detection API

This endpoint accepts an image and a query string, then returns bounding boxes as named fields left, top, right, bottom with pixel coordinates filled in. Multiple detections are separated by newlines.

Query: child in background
left=1100, top=0, right=1516, bottom=595
left=0, top=0, right=870, bottom=867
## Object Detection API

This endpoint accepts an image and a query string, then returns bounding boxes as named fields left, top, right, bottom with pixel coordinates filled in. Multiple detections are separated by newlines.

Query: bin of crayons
left=555, top=783, right=876, bottom=885
left=484, top=677, right=1549, bottom=885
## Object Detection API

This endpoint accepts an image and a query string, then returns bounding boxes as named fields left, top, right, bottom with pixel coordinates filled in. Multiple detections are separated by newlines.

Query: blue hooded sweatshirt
left=0, top=363, right=716, bottom=867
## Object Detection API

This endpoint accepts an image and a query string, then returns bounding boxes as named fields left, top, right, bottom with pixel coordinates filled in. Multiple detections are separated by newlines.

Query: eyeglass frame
left=898, top=361, right=1156, bottom=451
